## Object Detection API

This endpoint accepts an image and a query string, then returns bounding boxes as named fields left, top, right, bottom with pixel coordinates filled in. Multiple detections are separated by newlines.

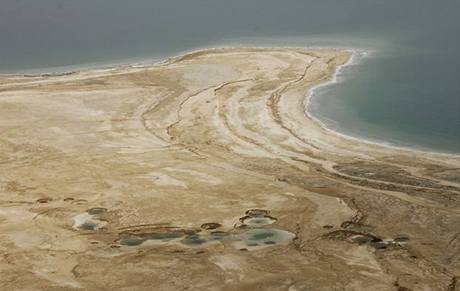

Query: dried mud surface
left=0, top=48, right=459, bottom=291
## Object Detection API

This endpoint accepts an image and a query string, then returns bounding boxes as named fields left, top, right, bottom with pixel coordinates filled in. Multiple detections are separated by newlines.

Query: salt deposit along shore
left=0, top=48, right=459, bottom=290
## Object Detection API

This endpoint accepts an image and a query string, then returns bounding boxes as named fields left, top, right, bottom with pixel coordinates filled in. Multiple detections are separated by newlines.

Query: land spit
left=0, top=48, right=459, bottom=290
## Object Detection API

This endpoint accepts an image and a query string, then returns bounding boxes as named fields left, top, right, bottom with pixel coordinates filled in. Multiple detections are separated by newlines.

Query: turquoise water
left=1, top=0, right=459, bottom=153
left=308, top=43, right=460, bottom=153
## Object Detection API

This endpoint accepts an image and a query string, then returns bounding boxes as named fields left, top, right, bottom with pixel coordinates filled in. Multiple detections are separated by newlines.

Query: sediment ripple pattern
left=0, top=48, right=459, bottom=290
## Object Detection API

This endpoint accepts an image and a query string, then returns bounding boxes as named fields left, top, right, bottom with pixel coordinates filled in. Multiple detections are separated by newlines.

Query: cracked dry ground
left=0, top=48, right=459, bottom=291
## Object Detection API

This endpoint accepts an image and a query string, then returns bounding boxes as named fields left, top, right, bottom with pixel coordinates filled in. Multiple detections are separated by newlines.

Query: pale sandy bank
left=0, top=48, right=459, bottom=290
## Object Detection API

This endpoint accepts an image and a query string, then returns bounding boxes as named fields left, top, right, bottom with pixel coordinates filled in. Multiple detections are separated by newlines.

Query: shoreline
left=0, top=43, right=374, bottom=76
left=303, top=49, right=460, bottom=158
left=2, top=46, right=458, bottom=157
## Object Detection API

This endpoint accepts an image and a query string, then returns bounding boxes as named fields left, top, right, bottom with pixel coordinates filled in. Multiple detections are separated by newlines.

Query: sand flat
left=0, top=48, right=459, bottom=290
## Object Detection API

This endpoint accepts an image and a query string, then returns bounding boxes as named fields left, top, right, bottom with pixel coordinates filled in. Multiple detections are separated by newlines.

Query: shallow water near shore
left=1, top=0, right=459, bottom=153
left=306, top=47, right=460, bottom=154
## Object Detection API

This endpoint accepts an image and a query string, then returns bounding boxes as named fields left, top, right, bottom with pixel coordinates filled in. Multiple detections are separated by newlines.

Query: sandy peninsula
left=0, top=48, right=459, bottom=290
